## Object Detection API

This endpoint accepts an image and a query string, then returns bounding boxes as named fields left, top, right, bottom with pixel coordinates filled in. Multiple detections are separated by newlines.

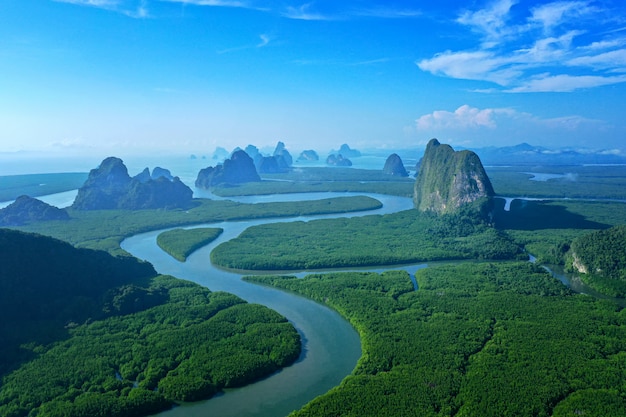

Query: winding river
left=121, top=193, right=416, bottom=417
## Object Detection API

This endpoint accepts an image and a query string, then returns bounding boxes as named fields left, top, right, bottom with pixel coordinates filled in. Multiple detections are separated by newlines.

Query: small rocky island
left=383, top=153, right=408, bottom=177
left=72, top=157, right=193, bottom=210
left=326, top=154, right=352, bottom=166
left=413, top=139, right=494, bottom=214
left=195, top=149, right=261, bottom=189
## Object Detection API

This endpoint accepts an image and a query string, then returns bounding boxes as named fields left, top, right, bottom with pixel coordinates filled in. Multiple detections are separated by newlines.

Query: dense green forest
left=212, top=203, right=524, bottom=270
left=0, top=229, right=300, bottom=417
left=157, top=227, right=223, bottom=261
left=4, top=163, right=626, bottom=417
left=14, top=195, right=381, bottom=255
left=247, top=263, right=626, bottom=417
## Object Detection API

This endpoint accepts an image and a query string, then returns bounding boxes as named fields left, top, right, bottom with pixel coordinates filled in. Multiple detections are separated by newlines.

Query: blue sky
left=1, top=0, right=625, bottom=157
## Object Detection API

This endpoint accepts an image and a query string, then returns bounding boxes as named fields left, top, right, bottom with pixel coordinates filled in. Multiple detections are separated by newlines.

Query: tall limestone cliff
left=413, top=139, right=494, bottom=214
left=72, top=157, right=193, bottom=210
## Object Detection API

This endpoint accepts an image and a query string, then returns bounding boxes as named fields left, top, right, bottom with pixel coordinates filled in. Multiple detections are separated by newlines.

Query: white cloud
left=257, top=34, right=271, bottom=48
left=283, top=3, right=332, bottom=21
left=417, top=50, right=520, bottom=86
left=353, top=7, right=421, bottom=19
left=567, top=49, right=626, bottom=71
left=508, top=73, right=626, bottom=92
left=55, top=0, right=150, bottom=17
left=159, top=0, right=251, bottom=7
left=415, top=104, right=603, bottom=139
left=418, top=0, right=626, bottom=93
left=416, top=105, right=518, bottom=130
left=55, top=0, right=120, bottom=6
left=529, top=1, right=595, bottom=31
left=456, top=0, right=518, bottom=46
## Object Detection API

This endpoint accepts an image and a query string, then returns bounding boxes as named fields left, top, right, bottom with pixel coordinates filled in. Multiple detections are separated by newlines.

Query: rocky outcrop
left=0, top=195, right=69, bottom=226
left=72, top=157, right=193, bottom=210
left=273, top=141, right=293, bottom=168
left=337, top=144, right=361, bottom=158
left=383, top=153, right=408, bottom=177
left=297, top=150, right=319, bottom=161
left=326, top=154, right=352, bottom=167
left=413, top=139, right=494, bottom=214
left=195, top=150, right=261, bottom=188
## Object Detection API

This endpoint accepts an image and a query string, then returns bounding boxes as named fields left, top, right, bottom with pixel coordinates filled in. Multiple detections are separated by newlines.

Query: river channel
left=121, top=193, right=416, bottom=417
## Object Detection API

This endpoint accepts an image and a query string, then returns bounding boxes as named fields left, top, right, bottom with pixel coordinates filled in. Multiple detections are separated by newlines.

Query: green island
left=0, top=229, right=300, bottom=417
left=211, top=201, right=524, bottom=270
left=157, top=227, right=224, bottom=261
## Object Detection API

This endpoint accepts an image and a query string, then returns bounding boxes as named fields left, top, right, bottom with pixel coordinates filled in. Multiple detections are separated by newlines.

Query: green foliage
left=247, top=262, right=626, bottom=417
left=0, top=276, right=300, bottom=417
left=13, top=196, right=382, bottom=255
left=0, top=173, right=87, bottom=201
left=0, top=231, right=300, bottom=417
left=211, top=209, right=523, bottom=270
left=157, top=227, right=223, bottom=261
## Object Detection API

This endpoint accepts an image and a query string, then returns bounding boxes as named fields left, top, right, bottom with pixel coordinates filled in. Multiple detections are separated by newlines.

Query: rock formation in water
left=383, top=153, right=408, bottom=177
left=0, top=195, right=70, bottom=226
left=413, top=139, right=494, bottom=214
left=273, top=141, right=293, bottom=168
left=297, top=150, right=319, bottom=161
left=72, top=157, right=193, bottom=210
left=326, top=154, right=352, bottom=167
left=195, top=150, right=261, bottom=188
left=336, top=144, right=361, bottom=158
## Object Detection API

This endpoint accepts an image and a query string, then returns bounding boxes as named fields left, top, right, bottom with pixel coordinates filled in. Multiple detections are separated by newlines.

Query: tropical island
left=1, top=140, right=626, bottom=416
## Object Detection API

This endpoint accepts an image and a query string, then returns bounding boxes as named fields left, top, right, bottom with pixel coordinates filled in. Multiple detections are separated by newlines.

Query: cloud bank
left=417, top=0, right=626, bottom=92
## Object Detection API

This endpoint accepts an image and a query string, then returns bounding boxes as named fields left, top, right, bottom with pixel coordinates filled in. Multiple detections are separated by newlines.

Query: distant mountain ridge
left=367, top=142, right=626, bottom=166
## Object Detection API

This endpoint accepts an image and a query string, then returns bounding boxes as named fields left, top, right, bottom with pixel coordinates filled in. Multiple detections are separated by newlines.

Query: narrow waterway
left=121, top=193, right=415, bottom=417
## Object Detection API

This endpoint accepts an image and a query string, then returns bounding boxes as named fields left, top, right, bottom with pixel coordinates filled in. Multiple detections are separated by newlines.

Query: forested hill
left=0, top=229, right=157, bottom=326
left=0, top=229, right=301, bottom=417
left=568, top=225, right=626, bottom=296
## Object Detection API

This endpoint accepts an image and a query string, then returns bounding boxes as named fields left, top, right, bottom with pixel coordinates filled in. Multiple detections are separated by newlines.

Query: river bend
left=121, top=193, right=414, bottom=417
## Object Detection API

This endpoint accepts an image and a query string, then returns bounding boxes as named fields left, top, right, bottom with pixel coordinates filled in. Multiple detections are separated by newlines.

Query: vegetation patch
left=211, top=208, right=524, bottom=270
left=247, top=262, right=626, bottom=417
left=0, top=230, right=300, bottom=417
left=566, top=225, right=626, bottom=297
left=157, top=227, right=223, bottom=261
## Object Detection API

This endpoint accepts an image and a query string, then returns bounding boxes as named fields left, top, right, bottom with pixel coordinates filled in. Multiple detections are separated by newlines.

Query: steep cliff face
left=72, top=157, right=193, bottom=210
left=413, top=139, right=494, bottom=214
